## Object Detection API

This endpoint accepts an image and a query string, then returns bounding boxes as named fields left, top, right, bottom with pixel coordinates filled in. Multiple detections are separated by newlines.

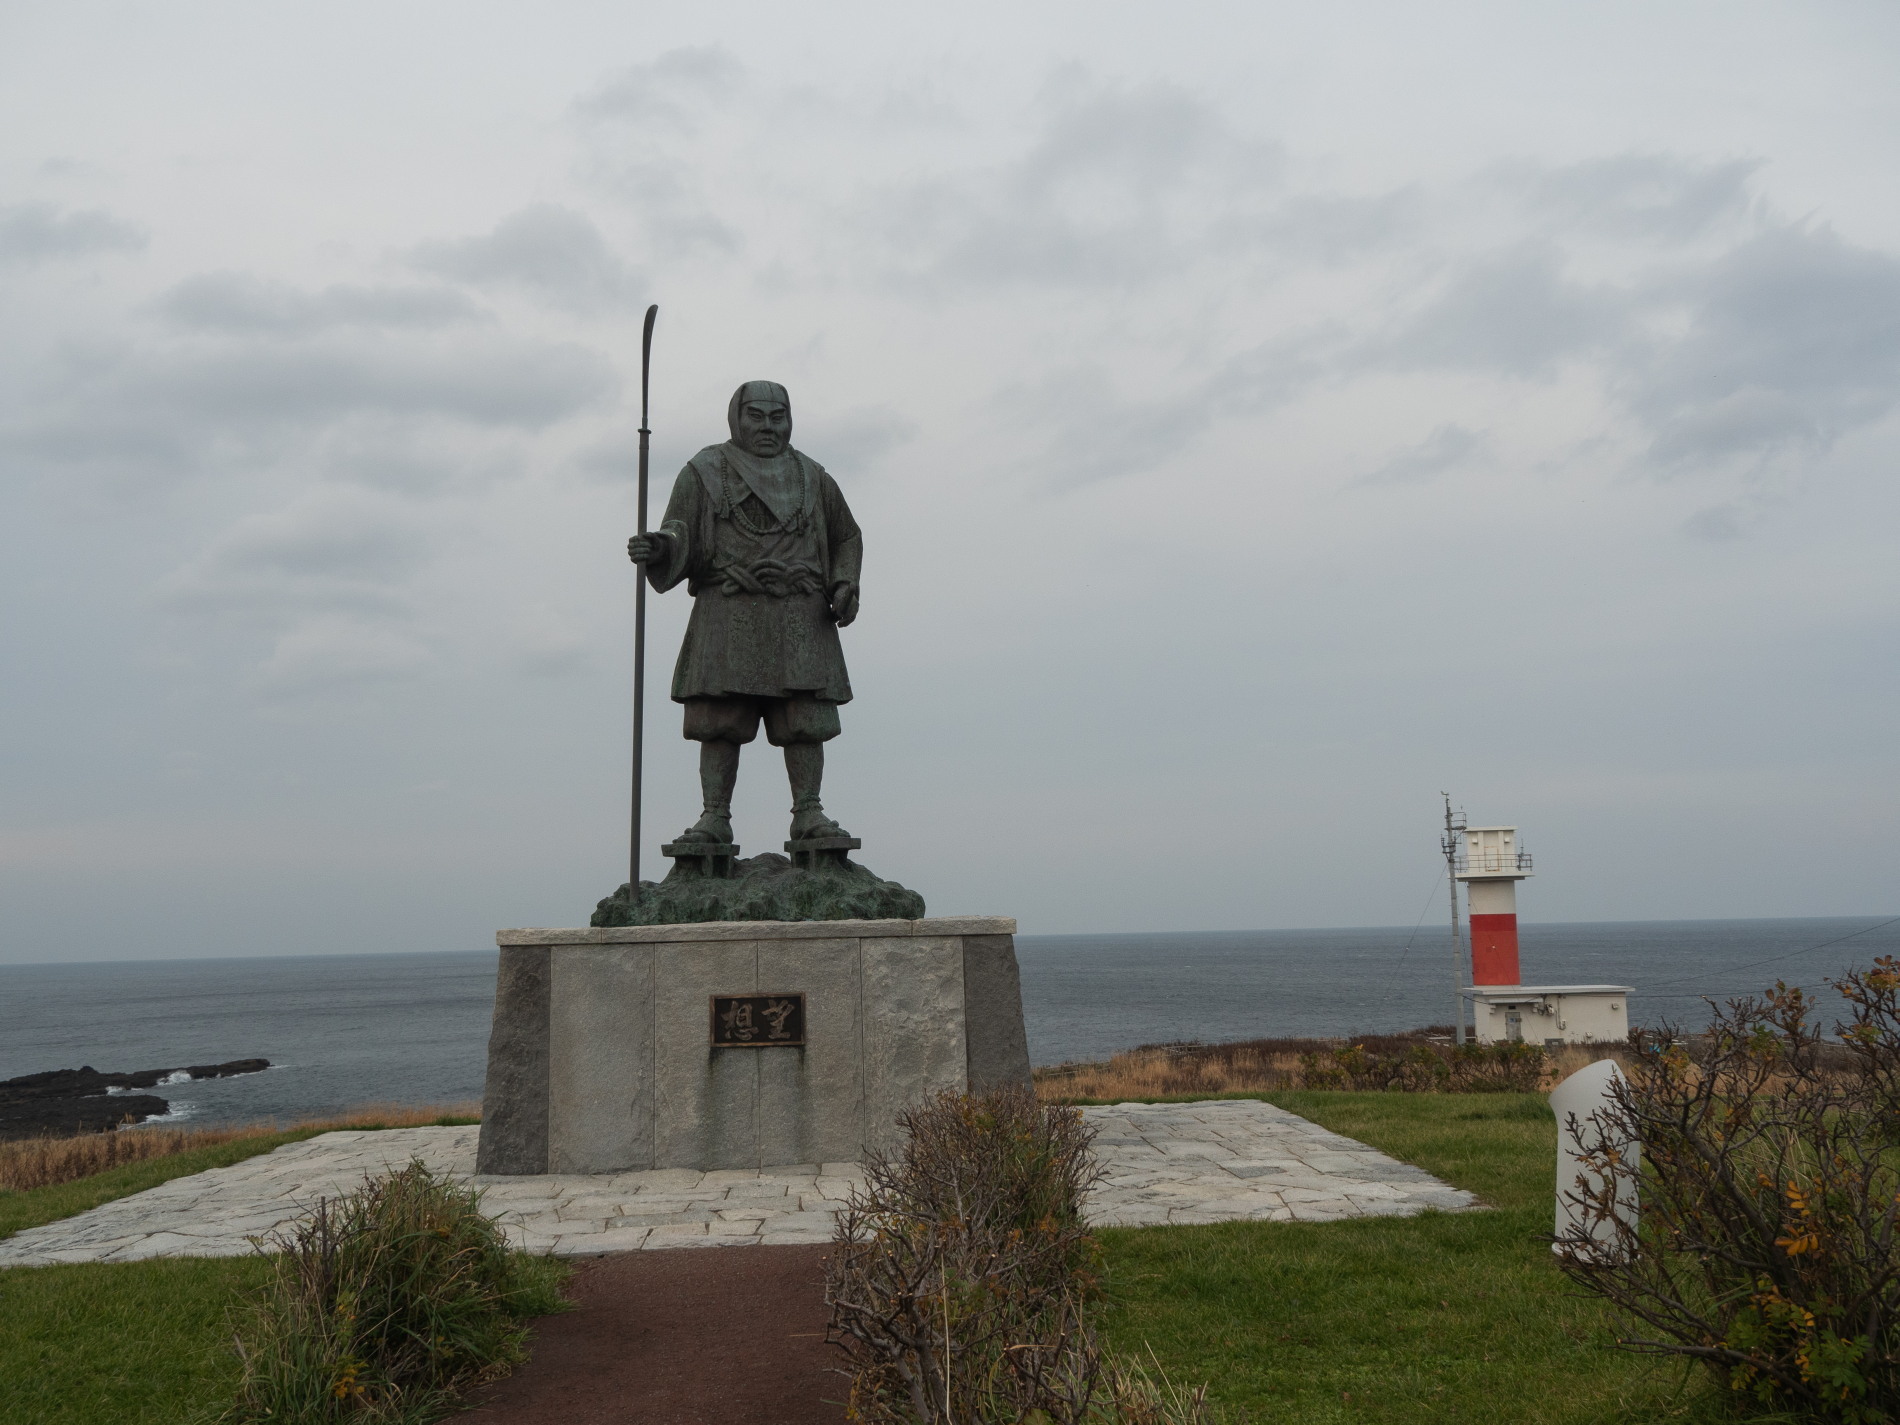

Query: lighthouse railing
left=1454, top=849, right=1534, bottom=874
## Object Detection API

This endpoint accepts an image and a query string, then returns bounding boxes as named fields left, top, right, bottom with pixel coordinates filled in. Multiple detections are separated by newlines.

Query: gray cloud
left=409, top=205, right=641, bottom=311
left=0, top=202, right=145, bottom=263
left=994, top=326, right=1332, bottom=490
left=1311, top=164, right=1900, bottom=480
left=316, top=424, right=522, bottom=496
left=597, top=163, right=738, bottom=258
left=5, top=317, right=615, bottom=489
left=1680, top=503, right=1749, bottom=540
left=158, top=492, right=428, bottom=618
left=1356, top=424, right=1490, bottom=487
left=1498, top=153, right=1761, bottom=243
left=158, top=273, right=485, bottom=334
left=1225, top=190, right=1425, bottom=266
left=793, top=405, right=917, bottom=474
left=569, top=431, right=644, bottom=486
left=1211, top=330, right=1339, bottom=417
left=867, top=76, right=1284, bottom=290
left=158, top=341, right=610, bottom=429
left=156, top=493, right=440, bottom=698
left=501, top=604, right=593, bottom=678
left=1379, top=240, right=1629, bottom=377
left=574, top=47, right=743, bottom=129
left=250, top=616, right=432, bottom=696
left=571, top=52, right=744, bottom=259
left=1630, top=223, right=1900, bottom=466
left=982, top=147, right=1900, bottom=496
left=994, top=365, right=1213, bottom=489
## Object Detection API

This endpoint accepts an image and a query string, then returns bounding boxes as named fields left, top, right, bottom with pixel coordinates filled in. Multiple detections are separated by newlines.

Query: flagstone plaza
left=0, top=1100, right=1477, bottom=1266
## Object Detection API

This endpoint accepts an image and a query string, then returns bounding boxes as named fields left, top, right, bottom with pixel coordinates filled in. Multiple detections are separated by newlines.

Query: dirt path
left=460, top=1244, right=849, bottom=1425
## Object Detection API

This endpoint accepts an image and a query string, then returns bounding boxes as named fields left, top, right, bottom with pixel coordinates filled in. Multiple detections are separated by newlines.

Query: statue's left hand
left=830, top=581, right=859, bottom=627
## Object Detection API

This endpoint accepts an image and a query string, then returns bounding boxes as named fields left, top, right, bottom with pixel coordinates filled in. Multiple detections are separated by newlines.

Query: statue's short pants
left=681, top=694, right=840, bottom=746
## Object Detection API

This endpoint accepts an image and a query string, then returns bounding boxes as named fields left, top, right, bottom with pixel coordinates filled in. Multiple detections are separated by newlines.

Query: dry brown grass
left=1034, top=1032, right=1630, bottom=1102
left=0, top=1102, right=480, bottom=1193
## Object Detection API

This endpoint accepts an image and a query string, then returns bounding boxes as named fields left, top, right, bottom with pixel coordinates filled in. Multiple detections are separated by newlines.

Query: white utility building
left=1468, top=985, right=1631, bottom=1047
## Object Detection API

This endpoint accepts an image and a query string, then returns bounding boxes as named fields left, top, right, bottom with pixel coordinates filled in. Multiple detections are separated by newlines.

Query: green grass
left=1095, top=1092, right=1732, bottom=1424
left=2, top=1123, right=554, bottom=1425
left=0, top=1251, right=569, bottom=1425
left=1, top=1116, right=487, bottom=1423
left=0, top=1255, right=274, bottom=1425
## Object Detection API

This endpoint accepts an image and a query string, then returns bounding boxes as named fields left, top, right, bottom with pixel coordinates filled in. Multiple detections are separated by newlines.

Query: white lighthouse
left=1454, top=822, right=1633, bottom=1046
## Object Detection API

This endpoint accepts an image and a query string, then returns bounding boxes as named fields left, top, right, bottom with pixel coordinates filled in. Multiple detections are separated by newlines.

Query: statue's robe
left=644, top=443, right=861, bottom=705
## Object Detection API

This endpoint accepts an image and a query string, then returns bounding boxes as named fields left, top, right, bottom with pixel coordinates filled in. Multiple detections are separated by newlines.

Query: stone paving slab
left=0, top=1101, right=1479, bottom=1266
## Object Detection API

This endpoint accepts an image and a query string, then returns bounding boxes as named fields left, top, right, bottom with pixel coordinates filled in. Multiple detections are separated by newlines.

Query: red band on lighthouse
left=1464, top=869, right=1523, bottom=986
left=1469, top=913, right=1520, bottom=985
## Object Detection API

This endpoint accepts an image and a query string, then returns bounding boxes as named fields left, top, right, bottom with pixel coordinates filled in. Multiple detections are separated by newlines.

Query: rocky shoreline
left=0, top=1060, right=271, bottom=1140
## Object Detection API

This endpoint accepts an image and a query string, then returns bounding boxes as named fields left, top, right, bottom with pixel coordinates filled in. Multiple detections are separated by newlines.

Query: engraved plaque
left=710, top=993, right=806, bottom=1048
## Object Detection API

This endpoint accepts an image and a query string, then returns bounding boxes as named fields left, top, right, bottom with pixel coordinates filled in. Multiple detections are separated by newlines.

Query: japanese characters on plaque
left=710, top=993, right=806, bottom=1048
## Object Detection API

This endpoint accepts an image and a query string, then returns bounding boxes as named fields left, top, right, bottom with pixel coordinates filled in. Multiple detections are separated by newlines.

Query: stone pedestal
left=476, top=917, right=1031, bottom=1176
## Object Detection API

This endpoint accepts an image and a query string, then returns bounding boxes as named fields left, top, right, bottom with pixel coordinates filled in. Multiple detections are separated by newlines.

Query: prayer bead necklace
left=721, top=451, right=807, bottom=538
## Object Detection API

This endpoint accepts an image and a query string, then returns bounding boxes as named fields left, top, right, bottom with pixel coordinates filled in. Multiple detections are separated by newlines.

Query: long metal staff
left=630, top=303, right=658, bottom=895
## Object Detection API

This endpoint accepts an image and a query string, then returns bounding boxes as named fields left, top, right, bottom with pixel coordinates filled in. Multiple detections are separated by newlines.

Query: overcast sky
left=2, top=2, right=1896, bottom=964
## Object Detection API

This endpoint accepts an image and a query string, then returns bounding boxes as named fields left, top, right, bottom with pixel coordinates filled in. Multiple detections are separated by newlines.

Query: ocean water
left=2, top=916, right=1894, bottom=1128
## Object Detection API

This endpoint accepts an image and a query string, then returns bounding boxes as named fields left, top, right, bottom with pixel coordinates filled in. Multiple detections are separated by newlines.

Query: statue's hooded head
left=727, top=380, right=792, bottom=459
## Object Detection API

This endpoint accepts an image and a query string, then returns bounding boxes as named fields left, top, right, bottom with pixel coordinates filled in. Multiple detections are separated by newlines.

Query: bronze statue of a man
left=626, top=381, right=861, bottom=849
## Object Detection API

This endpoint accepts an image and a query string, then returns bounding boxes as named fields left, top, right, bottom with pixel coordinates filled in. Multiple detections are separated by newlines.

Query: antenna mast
left=1441, top=793, right=1468, bottom=1045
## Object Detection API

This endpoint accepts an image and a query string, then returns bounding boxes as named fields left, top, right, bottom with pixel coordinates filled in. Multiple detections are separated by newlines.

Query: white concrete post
left=1549, top=1058, right=1639, bottom=1260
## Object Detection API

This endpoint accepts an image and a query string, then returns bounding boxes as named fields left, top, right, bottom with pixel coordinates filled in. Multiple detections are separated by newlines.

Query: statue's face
left=735, top=400, right=791, bottom=457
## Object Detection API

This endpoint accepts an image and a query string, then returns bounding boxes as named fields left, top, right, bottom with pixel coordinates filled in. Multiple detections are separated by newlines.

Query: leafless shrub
left=1297, top=1038, right=1550, bottom=1093
left=1448, top=1040, right=1555, bottom=1092
left=826, top=1088, right=1228, bottom=1423
left=826, top=1087, right=1106, bottom=1423
left=1555, top=958, right=1900, bottom=1423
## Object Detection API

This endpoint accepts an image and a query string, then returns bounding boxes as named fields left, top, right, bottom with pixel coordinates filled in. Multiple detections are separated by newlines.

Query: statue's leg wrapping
left=784, top=743, right=823, bottom=813
left=766, top=697, right=847, bottom=840
left=678, top=697, right=759, bottom=842
left=701, top=741, right=740, bottom=818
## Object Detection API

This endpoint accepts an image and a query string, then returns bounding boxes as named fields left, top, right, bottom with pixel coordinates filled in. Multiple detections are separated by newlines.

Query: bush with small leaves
left=222, top=1160, right=566, bottom=1424
left=1555, top=958, right=1900, bottom=1424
